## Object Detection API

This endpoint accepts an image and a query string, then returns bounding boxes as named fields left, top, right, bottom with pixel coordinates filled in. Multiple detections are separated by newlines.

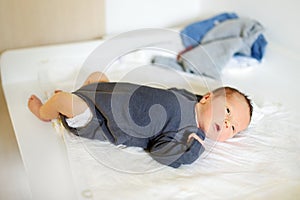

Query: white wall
left=105, top=0, right=201, bottom=34
left=105, top=0, right=299, bottom=55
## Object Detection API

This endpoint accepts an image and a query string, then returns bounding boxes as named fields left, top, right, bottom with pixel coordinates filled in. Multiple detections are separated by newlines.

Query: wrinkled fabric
left=180, top=12, right=238, bottom=48
left=180, top=18, right=265, bottom=78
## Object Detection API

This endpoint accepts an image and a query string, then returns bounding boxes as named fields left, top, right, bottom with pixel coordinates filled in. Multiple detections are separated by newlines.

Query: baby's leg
left=28, top=92, right=88, bottom=122
left=83, top=72, right=109, bottom=86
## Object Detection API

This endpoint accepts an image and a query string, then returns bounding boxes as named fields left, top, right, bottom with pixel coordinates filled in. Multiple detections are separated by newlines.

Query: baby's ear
left=200, top=92, right=212, bottom=104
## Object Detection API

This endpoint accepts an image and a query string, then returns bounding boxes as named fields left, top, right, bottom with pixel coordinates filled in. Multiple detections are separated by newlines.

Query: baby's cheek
left=212, top=107, right=226, bottom=121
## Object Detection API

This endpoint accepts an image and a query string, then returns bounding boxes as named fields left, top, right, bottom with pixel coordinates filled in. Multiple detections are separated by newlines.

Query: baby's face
left=199, top=92, right=250, bottom=141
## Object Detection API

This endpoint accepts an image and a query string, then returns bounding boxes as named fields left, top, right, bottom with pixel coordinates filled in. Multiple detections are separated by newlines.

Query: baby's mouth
left=215, top=123, right=220, bottom=132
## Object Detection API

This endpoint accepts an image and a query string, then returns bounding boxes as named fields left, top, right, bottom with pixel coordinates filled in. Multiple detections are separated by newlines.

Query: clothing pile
left=152, top=12, right=268, bottom=79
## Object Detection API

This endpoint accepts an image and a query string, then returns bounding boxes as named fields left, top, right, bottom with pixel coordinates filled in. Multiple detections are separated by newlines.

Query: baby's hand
left=187, top=133, right=204, bottom=146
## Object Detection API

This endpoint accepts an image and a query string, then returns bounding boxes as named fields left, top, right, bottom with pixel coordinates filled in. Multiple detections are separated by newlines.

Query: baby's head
left=196, top=87, right=252, bottom=141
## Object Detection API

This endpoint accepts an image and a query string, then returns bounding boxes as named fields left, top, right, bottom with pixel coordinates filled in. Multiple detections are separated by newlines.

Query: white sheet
left=58, top=45, right=300, bottom=199
left=1, top=29, right=300, bottom=199
left=62, top=102, right=300, bottom=199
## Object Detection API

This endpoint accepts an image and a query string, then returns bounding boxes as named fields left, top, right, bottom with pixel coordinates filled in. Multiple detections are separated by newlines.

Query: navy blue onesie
left=61, top=82, right=205, bottom=168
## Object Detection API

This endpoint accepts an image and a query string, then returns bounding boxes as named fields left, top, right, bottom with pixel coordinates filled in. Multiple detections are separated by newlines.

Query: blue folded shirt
left=180, top=12, right=267, bottom=62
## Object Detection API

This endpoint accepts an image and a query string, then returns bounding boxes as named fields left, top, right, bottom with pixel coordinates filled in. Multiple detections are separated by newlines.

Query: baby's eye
left=226, top=108, right=231, bottom=114
left=232, top=126, right=235, bottom=132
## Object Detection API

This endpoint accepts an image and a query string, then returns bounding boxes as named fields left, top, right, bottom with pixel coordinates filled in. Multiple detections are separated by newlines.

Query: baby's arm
left=147, top=132, right=205, bottom=168
left=83, top=72, right=109, bottom=86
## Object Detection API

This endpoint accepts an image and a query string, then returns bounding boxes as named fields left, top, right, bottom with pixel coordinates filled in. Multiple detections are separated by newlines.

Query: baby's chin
left=206, top=134, right=227, bottom=142
left=205, top=133, right=219, bottom=141
left=203, top=127, right=218, bottom=141
left=204, top=126, right=228, bottom=142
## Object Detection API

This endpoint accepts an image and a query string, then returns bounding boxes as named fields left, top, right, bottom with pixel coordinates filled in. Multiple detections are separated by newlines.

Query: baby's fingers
left=188, top=133, right=204, bottom=146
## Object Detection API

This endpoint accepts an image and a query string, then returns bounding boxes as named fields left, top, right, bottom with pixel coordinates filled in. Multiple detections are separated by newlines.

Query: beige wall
left=0, top=0, right=105, bottom=53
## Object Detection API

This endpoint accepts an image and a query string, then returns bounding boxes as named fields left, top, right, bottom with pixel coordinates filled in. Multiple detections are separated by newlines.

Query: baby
left=28, top=72, right=252, bottom=168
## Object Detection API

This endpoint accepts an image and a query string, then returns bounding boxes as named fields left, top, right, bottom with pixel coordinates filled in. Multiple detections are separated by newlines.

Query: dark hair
left=212, top=87, right=253, bottom=122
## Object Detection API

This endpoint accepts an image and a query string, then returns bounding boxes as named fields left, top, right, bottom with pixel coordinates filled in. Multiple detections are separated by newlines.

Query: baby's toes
left=28, top=95, right=35, bottom=106
left=54, top=90, right=62, bottom=94
left=28, top=95, right=41, bottom=109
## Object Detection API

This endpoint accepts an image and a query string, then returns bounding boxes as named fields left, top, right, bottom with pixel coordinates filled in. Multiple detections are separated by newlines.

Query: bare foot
left=28, top=95, right=50, bottom=122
